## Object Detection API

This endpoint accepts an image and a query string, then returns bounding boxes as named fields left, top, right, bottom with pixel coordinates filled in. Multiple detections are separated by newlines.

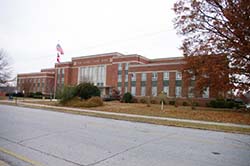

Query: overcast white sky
left=0, top=0, right=183, bottom=78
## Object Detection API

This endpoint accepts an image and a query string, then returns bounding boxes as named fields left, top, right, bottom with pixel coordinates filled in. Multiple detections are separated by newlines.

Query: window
left=188, top=87, right=194, bottom=98
left=125, top=74, right=128, bottom=82
left=163, top=86, right=169, bottom=96
left=125, top=86, right=128, bottom=93
left=191, top=75, right=195, bottom=80
left=152, top=86, right=157, bottom=96
left=131, top=73, right=136, bottom=81
left=176, top=87, right=182, bottom=97
left=125, top=63, right=129, bottom=70
left=176, top=72, right=182, bottom=80
left=117, top=86, right=122, bottom=92
left=202, top=87, right=209, bottom=98
left=79, top=65, right=106, bottom=85
left=141, top=86, right=146, bottom=96
left=131, top=86, right=136, bottom=96
left=152, top=72, right=157, bottom=81
left=163, top=72, right=169, bottom=80
left=118, top=63, right=122, bottom=70
left=118, top=75, right=122, bottom=82
left=141, top=73, right=147, bottom=81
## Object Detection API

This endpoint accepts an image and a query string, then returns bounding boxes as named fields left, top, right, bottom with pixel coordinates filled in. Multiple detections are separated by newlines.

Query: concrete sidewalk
left=1, top=100, right=250, bottom=129
left=0, top=160, right=9, bottom=166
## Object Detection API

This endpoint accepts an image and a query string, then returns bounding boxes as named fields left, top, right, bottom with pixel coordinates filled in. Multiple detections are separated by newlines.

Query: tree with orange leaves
left=173, top=0, right=250, bottom=95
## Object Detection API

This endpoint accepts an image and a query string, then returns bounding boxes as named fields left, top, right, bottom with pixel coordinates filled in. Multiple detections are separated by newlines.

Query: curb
left=1, top=100, right=250, bottom=129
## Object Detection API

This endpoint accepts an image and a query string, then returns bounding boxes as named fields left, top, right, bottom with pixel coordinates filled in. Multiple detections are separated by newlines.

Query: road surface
left=0, top=105, right=249, bottom=166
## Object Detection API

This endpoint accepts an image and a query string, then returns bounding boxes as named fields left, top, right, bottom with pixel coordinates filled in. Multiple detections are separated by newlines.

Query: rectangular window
left=152, top=86, right=157, bottom=96
left=125, top=86, right=128, bottom=93
left=125, top=63, right=129, bottom=70
left=141, top=81, right=146, bottom=86
left=163, top=86, right=169, bottom=96
left=176, top=72, right=182, bottom=80
left=202, top=87, right=209, bottom=98
left=118, top=63, right=122, bottom=70
left=152, top=72, right=157, bottom=81
left=163, top=80, right=169, bottom=86
left=118, top=75, right=122, bottom=82
left=125, top=74, right=128, bottom=82
left=141, top=73, right=147, bottom=81
left=188, top=87, right=194, bottom=98
left=152, top=81, right=157, bottom=87
left=163, top=72, right=169, bottom=80
left=117, top=86, right=122, bottom=92
left=141, top=86, right=146, bottom=96
left=191, top=75, right=195, bottom=80
left=118, top=70, right=122, bottom=75
left=175, top=87, right=182, bottom=97
left=131, top=73, right=136, bottom=81
left=175, top=80, right=182, bottom=87
left=131, top=86, right=136, bottom=96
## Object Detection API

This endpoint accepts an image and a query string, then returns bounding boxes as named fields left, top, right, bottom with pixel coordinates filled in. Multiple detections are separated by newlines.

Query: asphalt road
left=0, top=105, right=249, bottom=166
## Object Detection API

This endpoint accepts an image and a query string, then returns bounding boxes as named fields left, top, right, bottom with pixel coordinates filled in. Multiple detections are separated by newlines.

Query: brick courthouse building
left=17, top=52, right=211, bottom=103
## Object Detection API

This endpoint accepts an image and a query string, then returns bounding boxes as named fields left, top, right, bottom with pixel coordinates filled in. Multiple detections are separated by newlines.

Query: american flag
left=56, top=44, right=64, bottom=55
left=57, top=53, right=60, bottom=63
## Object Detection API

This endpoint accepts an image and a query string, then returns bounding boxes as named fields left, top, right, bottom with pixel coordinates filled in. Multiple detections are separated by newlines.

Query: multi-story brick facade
left=17, top=52, right=213, bottom=102
left=17, top=69, right=55, bottom=96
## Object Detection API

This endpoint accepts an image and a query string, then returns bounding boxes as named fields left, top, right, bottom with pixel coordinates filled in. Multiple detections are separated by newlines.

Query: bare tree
left=0, top=49, right=11, bottom=85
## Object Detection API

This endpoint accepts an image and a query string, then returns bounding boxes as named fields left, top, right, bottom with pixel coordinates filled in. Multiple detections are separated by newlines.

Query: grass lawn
left=23, top=100, right=250, bottom=125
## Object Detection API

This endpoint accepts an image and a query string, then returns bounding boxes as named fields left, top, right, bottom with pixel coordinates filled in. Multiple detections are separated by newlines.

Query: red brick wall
left=158, top=72, right=163, bottom=94
left=146, top=73, right=152, bottom=96
left=169, top=72, right=176, bottom=97
left=136, top=73, right=141, bottom=96
left=106, top=64, right=118, bottom=87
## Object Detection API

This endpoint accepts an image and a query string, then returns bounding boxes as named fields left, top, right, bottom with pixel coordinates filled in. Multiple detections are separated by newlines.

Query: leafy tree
left=173, top=0, right=250, bottom=94
left=0, top=49, right=11, bottom=85
left=76, top=83, right=100, bottom=100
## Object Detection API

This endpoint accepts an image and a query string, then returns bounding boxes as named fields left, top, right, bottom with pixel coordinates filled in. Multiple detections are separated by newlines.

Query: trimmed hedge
left=122, top=92, right=133, bottom=103
left=208, top=99, right=240, bottom=108
left=76, top=83, right=100, bottom=100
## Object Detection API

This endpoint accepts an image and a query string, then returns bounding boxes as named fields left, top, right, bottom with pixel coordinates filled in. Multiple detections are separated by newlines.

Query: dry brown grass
left=88, top=101, right=250, bottom=125
left=23, top=100, right=250, bottom=125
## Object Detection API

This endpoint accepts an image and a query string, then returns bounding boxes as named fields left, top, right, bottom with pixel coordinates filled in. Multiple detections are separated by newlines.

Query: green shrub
left=60, top=86, right=77, bottom=104
left=169, top=101, right=175, bottom=105
left=76, top=83, right=100, bottom=100
left=27, top=92, right=35, bottom=98
left=33, top=92, right=44, bottom=99
left=122, top=92, right=133, bottom=103
left=182, top=101, right=188, bottom=106
left=209, top=99, right=239, bottom=108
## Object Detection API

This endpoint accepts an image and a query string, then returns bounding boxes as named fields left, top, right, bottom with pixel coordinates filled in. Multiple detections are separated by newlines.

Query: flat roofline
left=113, top=54, right=149, bottom=61
left=150, top=56, right=184, bottom=61
left=72, top=52, right=124, bottom=60
left=55, top=61, right=72, bottom=65
left=41, top=68, right=55, bottom=70
left=129, top=61, right=186, bottom=67
left=17, top=72, right=54, bottom=76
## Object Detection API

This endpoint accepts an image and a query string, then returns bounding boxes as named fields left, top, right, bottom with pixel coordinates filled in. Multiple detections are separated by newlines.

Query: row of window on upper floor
left=118, top=63, right=129, bottom=71
left=118, top=72, right=184, bottom=82
left=18, top=78, right=46, bottom=84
